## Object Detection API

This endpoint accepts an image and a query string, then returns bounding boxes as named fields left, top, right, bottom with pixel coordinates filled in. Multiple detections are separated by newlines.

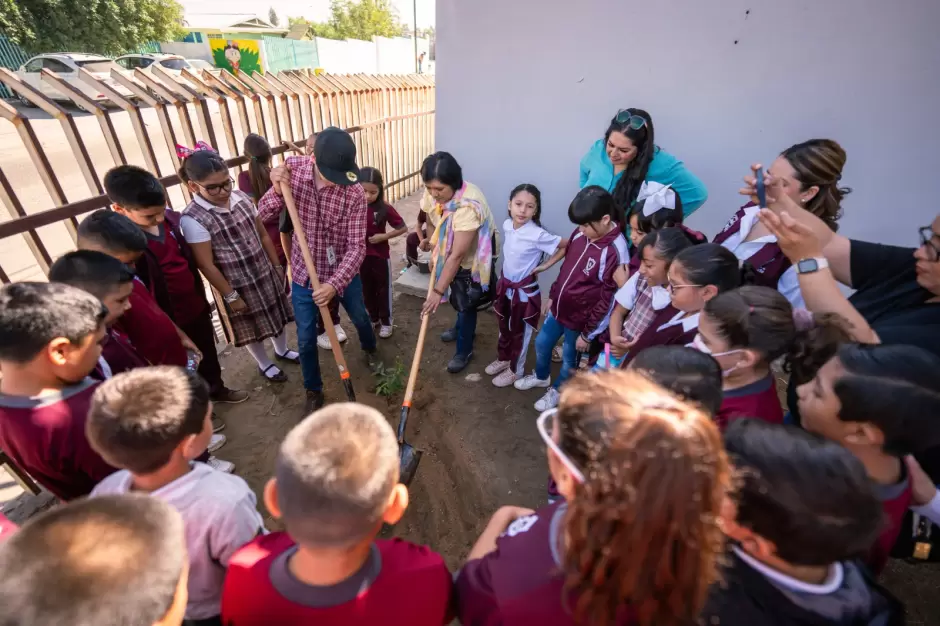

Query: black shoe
left=440, top=327, right=458, bottom=343
left=303, top=390, right=325, bottom=415
left=211, top=387, right=249, bottom=404
left=447, top=352, right=473, bottom=374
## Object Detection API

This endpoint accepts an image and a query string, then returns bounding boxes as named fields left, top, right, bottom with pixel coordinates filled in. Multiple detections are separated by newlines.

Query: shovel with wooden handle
left=397, top=267, right=437, bottom=485
left=281, top=180, right=356, bottom=401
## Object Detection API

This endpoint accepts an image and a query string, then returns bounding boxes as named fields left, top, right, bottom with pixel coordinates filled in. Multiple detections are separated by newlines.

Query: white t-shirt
left=614, top=271, right=672, bottom=312
left=91, top=462, right=265, bottom=620
left=180, top=191, right=256, bottom=244
left=717, top=206, right=805, bottom=309
left=501, top=219, right=561, bottom=300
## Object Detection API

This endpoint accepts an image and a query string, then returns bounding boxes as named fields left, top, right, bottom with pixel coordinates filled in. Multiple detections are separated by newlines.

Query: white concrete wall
left=159, top=41, right=212, bottom=63
left=375, top=36, right=432, bottom=74
left=315, top=37, right=377, bottom=74
left=435, top=0, right=940, bottom=250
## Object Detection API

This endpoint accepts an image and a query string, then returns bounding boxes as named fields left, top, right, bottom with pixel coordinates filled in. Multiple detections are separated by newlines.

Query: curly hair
left=556, top=371, right=730, bottom=626
left=780, top=139, right=851, bottom=232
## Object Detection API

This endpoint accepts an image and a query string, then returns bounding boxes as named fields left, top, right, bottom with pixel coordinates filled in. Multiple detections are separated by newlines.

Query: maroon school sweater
left=0, top=379, right=116, bottom=500
left=456, top=502, right=636, bottom=625
left=715, top=377, right=785, bottom=430
left=712, top=205, right=791, bottom=290
left=549, top=227, right=629, bottom=340
left=868, top=468, right=912, bottom=575
left=222, top=532, right=454, bottom=626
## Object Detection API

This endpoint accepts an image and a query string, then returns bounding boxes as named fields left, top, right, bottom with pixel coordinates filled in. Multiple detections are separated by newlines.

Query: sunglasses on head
left=198, top=178, right=234, bottom=196
left=536, top=409, right=585, bottom=483
left=616, top=109, right=648, bottom=131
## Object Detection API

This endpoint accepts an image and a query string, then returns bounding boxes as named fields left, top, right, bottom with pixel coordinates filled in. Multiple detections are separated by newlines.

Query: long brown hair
left=780, top=139, right=851, bottom=232
left=557, top=371, right=730, bottom=626
left=244, top=133, right=272, bottom=201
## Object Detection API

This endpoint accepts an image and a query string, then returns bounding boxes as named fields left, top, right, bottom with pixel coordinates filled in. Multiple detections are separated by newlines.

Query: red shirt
left=94, top=327, right=149, bottom=380
left=715, top=377, right=785, bottom=430
left=366, top=202, right=405, bottom=259
left=868, top=467, right=912, bottom=574
left=114, top=280, right=187, bottom=368
left=146, top=225, right=208, bottom=326
left=0, top=379, right=116, bottom=501
left=258, top=157, right=368, bottom=294
left=222, top=532, right=454, bottom=626
left=456, top=502, right=635, bottom=625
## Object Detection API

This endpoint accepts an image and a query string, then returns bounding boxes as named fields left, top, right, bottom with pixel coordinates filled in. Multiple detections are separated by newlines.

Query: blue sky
left=181, top=0, right=436, bottom=28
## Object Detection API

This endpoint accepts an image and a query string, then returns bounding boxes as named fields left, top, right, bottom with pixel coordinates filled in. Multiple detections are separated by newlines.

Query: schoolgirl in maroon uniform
left=797, top=343, right=940, bottom=574
left=222, top=403, right=453, bottom=626
left=105, top=165, right=247, bottom=404
left=625, top=182, right=705, bottom=276
left=713, top=139, right=850, bottom=308
left=456, top=370, right=730, bottom=626
left=178, top=145, right=298, bottom=385
left=692, top=286, right=849, bottom=429
left=358, top=167, right=408, bottom=338
left=621, top=243, right=740, bottom=366
left=486, top=184, right=565, bottom=388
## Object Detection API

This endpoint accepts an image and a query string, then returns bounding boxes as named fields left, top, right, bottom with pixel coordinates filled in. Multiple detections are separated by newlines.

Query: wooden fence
left=0, top=67, right=435, bottom=284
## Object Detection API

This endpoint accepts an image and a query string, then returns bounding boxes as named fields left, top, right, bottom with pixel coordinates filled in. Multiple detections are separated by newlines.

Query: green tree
left=288, top=0, right=403, bottom=41
left=268, top=7, right=280, bottom=27
left=0, top=0, right=185, bottom=56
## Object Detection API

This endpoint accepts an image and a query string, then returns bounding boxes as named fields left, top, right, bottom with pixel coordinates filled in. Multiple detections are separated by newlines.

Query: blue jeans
left=292, top=276, right=376, bottom=392
left=451, top=308, right=477, bottom=358
left=535, top=314, right=581, bottom=390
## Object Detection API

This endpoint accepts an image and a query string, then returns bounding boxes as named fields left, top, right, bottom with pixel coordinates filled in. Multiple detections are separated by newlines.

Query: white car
left=16, top=53, right=133, bottom=109
left=115, top=53, right=191, bottom=75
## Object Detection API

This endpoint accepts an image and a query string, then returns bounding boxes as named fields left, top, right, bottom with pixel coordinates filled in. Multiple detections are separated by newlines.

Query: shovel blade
left=398, top=443, right=422, bottom=485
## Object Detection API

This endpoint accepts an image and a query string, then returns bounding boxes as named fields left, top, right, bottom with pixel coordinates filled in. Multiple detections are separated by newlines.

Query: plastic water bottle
left=186, top=350, right=200, bottom=372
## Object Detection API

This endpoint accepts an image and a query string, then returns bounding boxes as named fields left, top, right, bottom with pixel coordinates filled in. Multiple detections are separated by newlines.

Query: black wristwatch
left=796, top=257, right=830, bottom=275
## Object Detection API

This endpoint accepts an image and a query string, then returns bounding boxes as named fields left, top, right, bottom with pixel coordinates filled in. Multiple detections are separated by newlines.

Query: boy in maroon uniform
left=104, top=165, right=247, bottom=405
left=457, top=371, right=730, bottom=625
left=48, top=250, right=149, bottom=379
left=222, top=403, right=453, bottom=626
left=0, top=494, right=190, bottom=626
left=0, top=282, right=116, bottom=500
left=704, top=420, right=903, bottom=625
left=798, top=343, right=940, bottom=574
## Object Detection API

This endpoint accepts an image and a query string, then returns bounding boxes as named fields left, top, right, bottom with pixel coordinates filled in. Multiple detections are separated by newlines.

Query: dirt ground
left=2, top=191, right=939, bottom=623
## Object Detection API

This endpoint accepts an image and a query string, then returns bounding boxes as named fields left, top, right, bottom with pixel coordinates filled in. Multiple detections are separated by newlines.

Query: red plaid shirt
left=258, top=156, right=368, bottom=294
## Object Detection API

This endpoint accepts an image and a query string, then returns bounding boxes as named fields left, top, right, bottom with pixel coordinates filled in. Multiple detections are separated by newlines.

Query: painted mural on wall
left=210, top=39, right=262, bottom=76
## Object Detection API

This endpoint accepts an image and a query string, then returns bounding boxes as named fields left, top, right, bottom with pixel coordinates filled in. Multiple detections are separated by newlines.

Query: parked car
left=15, top=53, right=133, bottom=110
left=115, top=53, right=192, bottom=75
left=185, top=59, right=222, bottom=76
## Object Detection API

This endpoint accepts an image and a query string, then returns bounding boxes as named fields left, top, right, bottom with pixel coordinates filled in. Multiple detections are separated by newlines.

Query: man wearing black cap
left=258, top=127, right=376, bottom=412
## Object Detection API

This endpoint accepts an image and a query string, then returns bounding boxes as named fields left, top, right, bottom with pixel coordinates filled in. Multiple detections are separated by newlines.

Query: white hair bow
left=636, top=181, right=675, bottom=216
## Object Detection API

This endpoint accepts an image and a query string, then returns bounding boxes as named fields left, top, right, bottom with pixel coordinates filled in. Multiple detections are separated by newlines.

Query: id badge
left=326, top=246, right=336, bottom=266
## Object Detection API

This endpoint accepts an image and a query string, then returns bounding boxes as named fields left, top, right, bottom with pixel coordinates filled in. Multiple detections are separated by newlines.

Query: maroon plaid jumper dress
left=183, top=191, right=293, bottom=347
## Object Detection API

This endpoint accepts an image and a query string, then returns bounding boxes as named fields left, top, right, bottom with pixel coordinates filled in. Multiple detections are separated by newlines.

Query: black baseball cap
left=313, top=127, right=360, bottom=186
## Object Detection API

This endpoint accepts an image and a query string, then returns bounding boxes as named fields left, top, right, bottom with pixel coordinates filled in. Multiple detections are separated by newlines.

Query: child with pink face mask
left=692, top=286, right=848, bottom=430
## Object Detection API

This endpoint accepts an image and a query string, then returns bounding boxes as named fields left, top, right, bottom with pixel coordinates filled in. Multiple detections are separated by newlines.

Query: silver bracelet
left=223, top=291, right=240, bottom=303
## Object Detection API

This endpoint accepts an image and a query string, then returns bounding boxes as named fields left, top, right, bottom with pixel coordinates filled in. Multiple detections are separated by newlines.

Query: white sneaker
left=492, top=369, right=518, bottom=388
left=317, top=333, right=331, bottom=349
left=208, top=433, right=226, bottom=453
left=552, top=345, right=563, bottom=363
left=485, top=360, right=510, bottom=376
left=534, top=388, right=560, bottom=412
left=335, top=325, right=348, bottom=343
left=207, top=456, right=235, bottom=473
left=514, top=373, right=551, bottom=391
left=379, top=325, right=394, bottom=339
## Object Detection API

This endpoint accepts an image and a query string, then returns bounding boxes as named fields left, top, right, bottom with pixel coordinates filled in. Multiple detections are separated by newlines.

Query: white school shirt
left=92, top=462, right=265, bottom=620
left=500, top=219, right=562, bottom=301
left=717, top=206, right=805, bottom=309
left=180, top=190, right=257, bottom=244
left=614, top=271, right=672, bottom=311
left=657, top=310, right=701, bottom=334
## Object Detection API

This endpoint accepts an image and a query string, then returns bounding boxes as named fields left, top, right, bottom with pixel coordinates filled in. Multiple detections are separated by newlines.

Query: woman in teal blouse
left=580, top=108, right=708, bottom=219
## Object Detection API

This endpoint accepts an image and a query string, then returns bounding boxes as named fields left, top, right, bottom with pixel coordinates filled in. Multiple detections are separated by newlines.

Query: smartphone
left=755, top=167, right=767, bottom=207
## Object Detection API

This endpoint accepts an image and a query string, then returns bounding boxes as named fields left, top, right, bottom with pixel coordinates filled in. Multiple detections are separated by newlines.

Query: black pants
left=179, top=307, right=225, bottom=395
left=183, top=617, right=222, bottom=626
